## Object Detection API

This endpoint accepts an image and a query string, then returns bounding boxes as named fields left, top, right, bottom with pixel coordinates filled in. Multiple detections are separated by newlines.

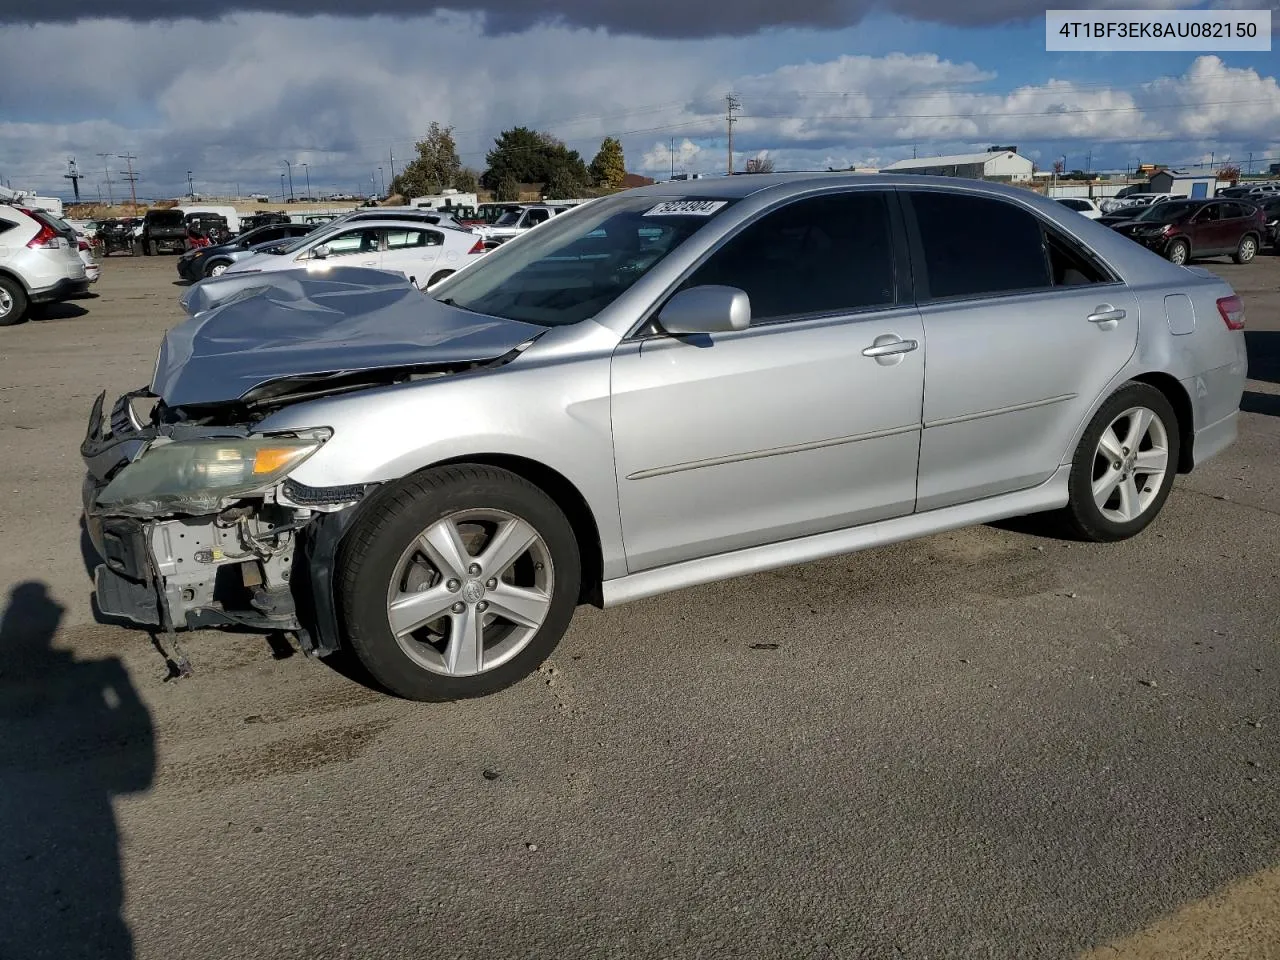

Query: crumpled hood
left=154, top=267, right=546, bottom=408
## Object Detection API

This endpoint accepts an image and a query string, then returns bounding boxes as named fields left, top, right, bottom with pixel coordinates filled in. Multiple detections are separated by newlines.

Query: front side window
left=434, top=194, right=733, bottom=327
left=908, top=192, right=1050, bottom=299
left=313, top=228, right=381, bottom=258
left=680, top=191, right=897, bottom=322
left=524, top=209, right=551, bottom=227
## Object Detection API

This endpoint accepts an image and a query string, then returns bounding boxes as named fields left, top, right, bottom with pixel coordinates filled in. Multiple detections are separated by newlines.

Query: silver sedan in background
left=81, top=174, right=1247, bottom=701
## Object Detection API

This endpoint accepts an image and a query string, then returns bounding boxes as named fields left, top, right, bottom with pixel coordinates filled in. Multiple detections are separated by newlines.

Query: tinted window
left=1058, top=199, right=1089, bottom=211
left=525, top=209, right=551, bottom=226
left=1045, top=230, right=1109, bottom=287
left=1193, top=204, right=1221, bottom=222
left=909, top=192, right=1049, bottom=299
left=682, top=192, right=896, bottom=321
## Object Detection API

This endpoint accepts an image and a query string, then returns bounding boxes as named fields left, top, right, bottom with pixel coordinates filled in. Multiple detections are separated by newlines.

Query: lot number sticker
left=643, top=200, right=728, bottom=217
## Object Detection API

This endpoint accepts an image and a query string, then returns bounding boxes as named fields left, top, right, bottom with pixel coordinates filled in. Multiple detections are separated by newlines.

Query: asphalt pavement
left=0, top=252, right=1277, bottom=960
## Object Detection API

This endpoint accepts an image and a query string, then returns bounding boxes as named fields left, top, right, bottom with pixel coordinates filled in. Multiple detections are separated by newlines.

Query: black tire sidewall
left=1067, top=383, right=1181, bottom=542
left=427, top=269, right=454, bottom=287
left=0, top=276, right=28, bottom=326
left=338, top=466, right=582, bottom=701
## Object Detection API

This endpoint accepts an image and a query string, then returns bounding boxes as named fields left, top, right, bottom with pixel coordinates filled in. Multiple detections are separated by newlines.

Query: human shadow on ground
left=0, top=582, right=155, bottom=960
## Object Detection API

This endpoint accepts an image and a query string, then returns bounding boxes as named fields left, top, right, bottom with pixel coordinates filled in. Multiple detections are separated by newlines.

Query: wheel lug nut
left=476, top=601, right=489, bottom=612
left=446, top=579, right=461, bottom=592
left=1113, top=461, right=1122, bottom=469
left=468, top=563, right=481, bottom=575
left=486, top=578, right=498, bottom=590
left=451, top=602, right=465, bottom=614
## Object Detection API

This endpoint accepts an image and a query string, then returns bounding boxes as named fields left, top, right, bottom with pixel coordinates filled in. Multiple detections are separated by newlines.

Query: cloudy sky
left=2, top=0, right=1278, bottom=200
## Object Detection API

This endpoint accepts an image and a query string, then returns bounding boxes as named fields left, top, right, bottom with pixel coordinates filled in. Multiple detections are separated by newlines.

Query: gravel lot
left=1, top=252, right=1277, bottom=960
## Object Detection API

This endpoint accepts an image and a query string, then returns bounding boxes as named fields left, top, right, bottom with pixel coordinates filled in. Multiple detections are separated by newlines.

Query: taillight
left=468, top=238, right=485, bottom=254
left=78, top=238, right=91, bottom=251
left=1217, top=295, right=1245, bottom=331
left=26, top=222, right=65, bottom=250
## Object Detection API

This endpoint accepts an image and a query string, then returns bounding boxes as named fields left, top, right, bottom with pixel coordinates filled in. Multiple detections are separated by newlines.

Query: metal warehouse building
left=879, top=149, right=1035, bottom=181
left=1146, top=170, right=1219, bottom=199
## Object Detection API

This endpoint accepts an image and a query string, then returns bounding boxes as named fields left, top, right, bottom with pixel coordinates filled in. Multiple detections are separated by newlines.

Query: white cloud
left=0, top=15, right=1277, bottom=198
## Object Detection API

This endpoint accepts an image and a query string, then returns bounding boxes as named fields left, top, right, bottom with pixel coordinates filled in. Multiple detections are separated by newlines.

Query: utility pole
left=670, top=137, right=675, bottom=180
left=1086, top=149, right=1092, bottom=174
left=64, top=157, right=84, bottom=203
left=97, top=152, right=114, bottom=206
left=117, top=154, right=139, bottom=211
left=725, top=93, right=740, bottom=176
left=1247, top=151, right=1253, bottom=174
left=1210, top=150, right=1215, bottom=171
left=302, top=162, right=311, bottom=200
left=913, top=145, right=917, bottom=159
left=281, top=160, right=294, bottom=200
left=388, top=148, right=396, bottom=187
left=187, top=170, right=194, bottom=198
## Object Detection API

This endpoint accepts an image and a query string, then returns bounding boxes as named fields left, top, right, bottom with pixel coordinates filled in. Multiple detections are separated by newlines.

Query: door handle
left=1088, top=307, right=1126, bottom=324
left=862, top=338, right=919, bottom=358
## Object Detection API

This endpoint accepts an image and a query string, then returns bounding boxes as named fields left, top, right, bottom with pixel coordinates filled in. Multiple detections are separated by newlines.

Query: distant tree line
left=390, top=122, right=629, bottom=201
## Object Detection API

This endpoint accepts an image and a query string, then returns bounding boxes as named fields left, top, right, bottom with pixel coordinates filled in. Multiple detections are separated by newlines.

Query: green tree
left=495, top=175, right=521, bottom=202
left=483, top=127, right=590, bottom=193
left=392, top=122, right=463, bottom=198
left=454, top=168, right=480, bottom=193
left=589, top=137, right=626, bottom=189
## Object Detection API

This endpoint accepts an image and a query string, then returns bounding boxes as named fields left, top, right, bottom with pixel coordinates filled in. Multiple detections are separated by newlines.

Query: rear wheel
left=1233, top=235, right=1258, bottom=264
left=426, top=269, right=454, bottom=287
left=338, top=465, right=581, bottom=701
left=0, top=276, right=29, bottom=326
left=1166, top=240, right=1189, bottom=266
left=1061, top=382, right=1180, bottom=542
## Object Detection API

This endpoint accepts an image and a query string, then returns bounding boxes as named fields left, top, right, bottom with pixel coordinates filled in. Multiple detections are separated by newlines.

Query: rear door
left=1188, top=202, right=1226, bottom=254
left=381, top=227, right=443, bottom=286
left=902, top=189, right=1139, bottom=511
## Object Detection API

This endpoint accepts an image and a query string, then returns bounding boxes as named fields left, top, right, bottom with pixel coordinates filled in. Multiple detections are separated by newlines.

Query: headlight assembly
left=96, top=434, right=328, bottom=514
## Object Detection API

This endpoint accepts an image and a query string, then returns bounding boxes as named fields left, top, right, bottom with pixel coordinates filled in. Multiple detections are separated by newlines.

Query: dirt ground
left=0, top=251, right=1277, bottom=960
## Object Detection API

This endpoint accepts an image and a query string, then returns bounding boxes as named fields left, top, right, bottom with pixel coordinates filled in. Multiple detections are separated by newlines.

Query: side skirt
left=600, top=465, right=1071, bottom=607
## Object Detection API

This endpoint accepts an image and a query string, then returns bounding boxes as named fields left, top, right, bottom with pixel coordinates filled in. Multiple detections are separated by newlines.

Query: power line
left=96, top=152, right=114, bottom=206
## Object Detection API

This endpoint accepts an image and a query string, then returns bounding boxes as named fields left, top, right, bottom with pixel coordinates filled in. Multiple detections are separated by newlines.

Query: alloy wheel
left=1091, top=406, right=1170, bottom=524
left=0, top=288, right=11, bottom=318
left=385, top=509, right=555, bottom=677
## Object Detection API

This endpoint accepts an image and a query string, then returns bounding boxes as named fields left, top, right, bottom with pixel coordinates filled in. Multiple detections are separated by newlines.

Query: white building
left=880, top=149, right=1035, bottom=182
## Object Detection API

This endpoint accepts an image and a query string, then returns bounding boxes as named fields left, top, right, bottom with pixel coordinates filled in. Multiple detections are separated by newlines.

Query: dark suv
left=140, top=209, right=189, bottom=255
left=1108, top=198, right=1265, bottom=265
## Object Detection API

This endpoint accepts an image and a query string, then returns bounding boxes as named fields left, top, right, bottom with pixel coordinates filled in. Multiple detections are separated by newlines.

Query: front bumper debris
left=81, top=389, right=365, bottom=656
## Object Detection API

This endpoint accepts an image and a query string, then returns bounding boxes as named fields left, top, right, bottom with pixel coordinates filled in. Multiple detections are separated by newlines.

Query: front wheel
left=1060, top=382, right=1180, bottom=542
left=337, top=465, right=581, bottom=701
left=204, top=259, right=231, bottom=278
left=1166, top=240, right=1189, bottom=266
left=1233, top=235, right=1258, bottom=264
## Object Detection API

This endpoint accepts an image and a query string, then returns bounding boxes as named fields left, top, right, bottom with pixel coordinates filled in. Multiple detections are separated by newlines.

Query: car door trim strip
left=626, top=423, right=921, bottom=481
left=924, top=393, right=1077, bottom=430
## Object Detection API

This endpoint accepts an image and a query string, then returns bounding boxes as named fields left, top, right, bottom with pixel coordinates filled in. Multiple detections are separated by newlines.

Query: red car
left=1108, top=198, right=1265, bottom=265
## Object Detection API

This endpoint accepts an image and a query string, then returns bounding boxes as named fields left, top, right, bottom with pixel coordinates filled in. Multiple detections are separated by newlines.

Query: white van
left=175, top=205, right=241, bottom=233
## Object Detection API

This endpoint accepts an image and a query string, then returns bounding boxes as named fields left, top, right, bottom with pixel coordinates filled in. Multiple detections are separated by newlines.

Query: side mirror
left=658, top=285, right=751, bottom=336
left=311, top=244, right=330, bottom=260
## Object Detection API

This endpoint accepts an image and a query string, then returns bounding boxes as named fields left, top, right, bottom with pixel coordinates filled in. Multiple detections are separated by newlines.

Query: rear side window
left=0, top=216, right=15, bottom=237
left=907, top=192, right=1050, bottom=299
left=682, top=191, right=897, bottom=322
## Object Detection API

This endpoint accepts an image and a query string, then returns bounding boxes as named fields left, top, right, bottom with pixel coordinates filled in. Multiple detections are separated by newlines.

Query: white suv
left=0, top=205, right=90, bottom=326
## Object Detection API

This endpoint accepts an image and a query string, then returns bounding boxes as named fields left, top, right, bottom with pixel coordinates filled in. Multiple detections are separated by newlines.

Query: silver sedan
left=81, top=174, right=1247, bottom=701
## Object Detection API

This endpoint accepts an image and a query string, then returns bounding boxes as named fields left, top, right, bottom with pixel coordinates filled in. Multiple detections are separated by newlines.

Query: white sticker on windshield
left=643, top=200, right=728, bottom=217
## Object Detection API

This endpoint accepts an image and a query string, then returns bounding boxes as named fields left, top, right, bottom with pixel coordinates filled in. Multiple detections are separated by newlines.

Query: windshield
left=1135, top=200, right=1199, bottom=222
left=494, top=209, right=524, bottom=227
left=434, top=194, right=734, bottom=326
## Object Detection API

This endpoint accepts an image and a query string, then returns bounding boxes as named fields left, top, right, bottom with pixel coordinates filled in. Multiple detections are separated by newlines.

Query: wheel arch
left=1128, top=371, right=1195, bottom=473
left=0, top=266, right=31, bottom=294
left=428, top=453, right=605, bottom=607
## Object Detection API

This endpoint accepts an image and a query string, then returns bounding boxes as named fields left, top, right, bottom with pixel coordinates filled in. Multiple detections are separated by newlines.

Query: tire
left=426, top=269, right=454, bottom=287
left=1166, top=240, right=1189, bottom=266
left=204, top=259, right=231, bottom=278
left=1061, top=382, right=1181, bottom=543
left=1233, top=234, right=1258, bottom=264
left=0, top=276, right=29, bottom=326
left=142, top=239, right=153, bottom=256
left=338, top=465, right=582, bottom=701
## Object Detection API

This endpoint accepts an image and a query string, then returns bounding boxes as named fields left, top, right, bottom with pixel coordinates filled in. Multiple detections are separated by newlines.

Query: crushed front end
left=81, top=389, right=364, bottom=656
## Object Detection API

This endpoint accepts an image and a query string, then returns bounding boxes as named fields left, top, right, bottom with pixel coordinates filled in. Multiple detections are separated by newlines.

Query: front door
left=901, top=189, right=1140, bottom=511
left=610, top=190, right=925, bottom=572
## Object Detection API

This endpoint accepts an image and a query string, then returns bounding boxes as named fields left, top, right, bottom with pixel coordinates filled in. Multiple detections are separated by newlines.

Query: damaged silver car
left=82, top=175, right=1246, bottom=701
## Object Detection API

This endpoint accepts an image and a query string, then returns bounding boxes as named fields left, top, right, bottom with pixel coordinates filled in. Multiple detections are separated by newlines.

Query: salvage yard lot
left=1, top=254, right=1278, bottom=959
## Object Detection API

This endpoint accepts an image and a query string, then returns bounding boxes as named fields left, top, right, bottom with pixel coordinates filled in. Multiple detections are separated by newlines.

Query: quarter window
left=680, top=191, right=897, bottom=322
left=908, top=192, right=1051, bottom=299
